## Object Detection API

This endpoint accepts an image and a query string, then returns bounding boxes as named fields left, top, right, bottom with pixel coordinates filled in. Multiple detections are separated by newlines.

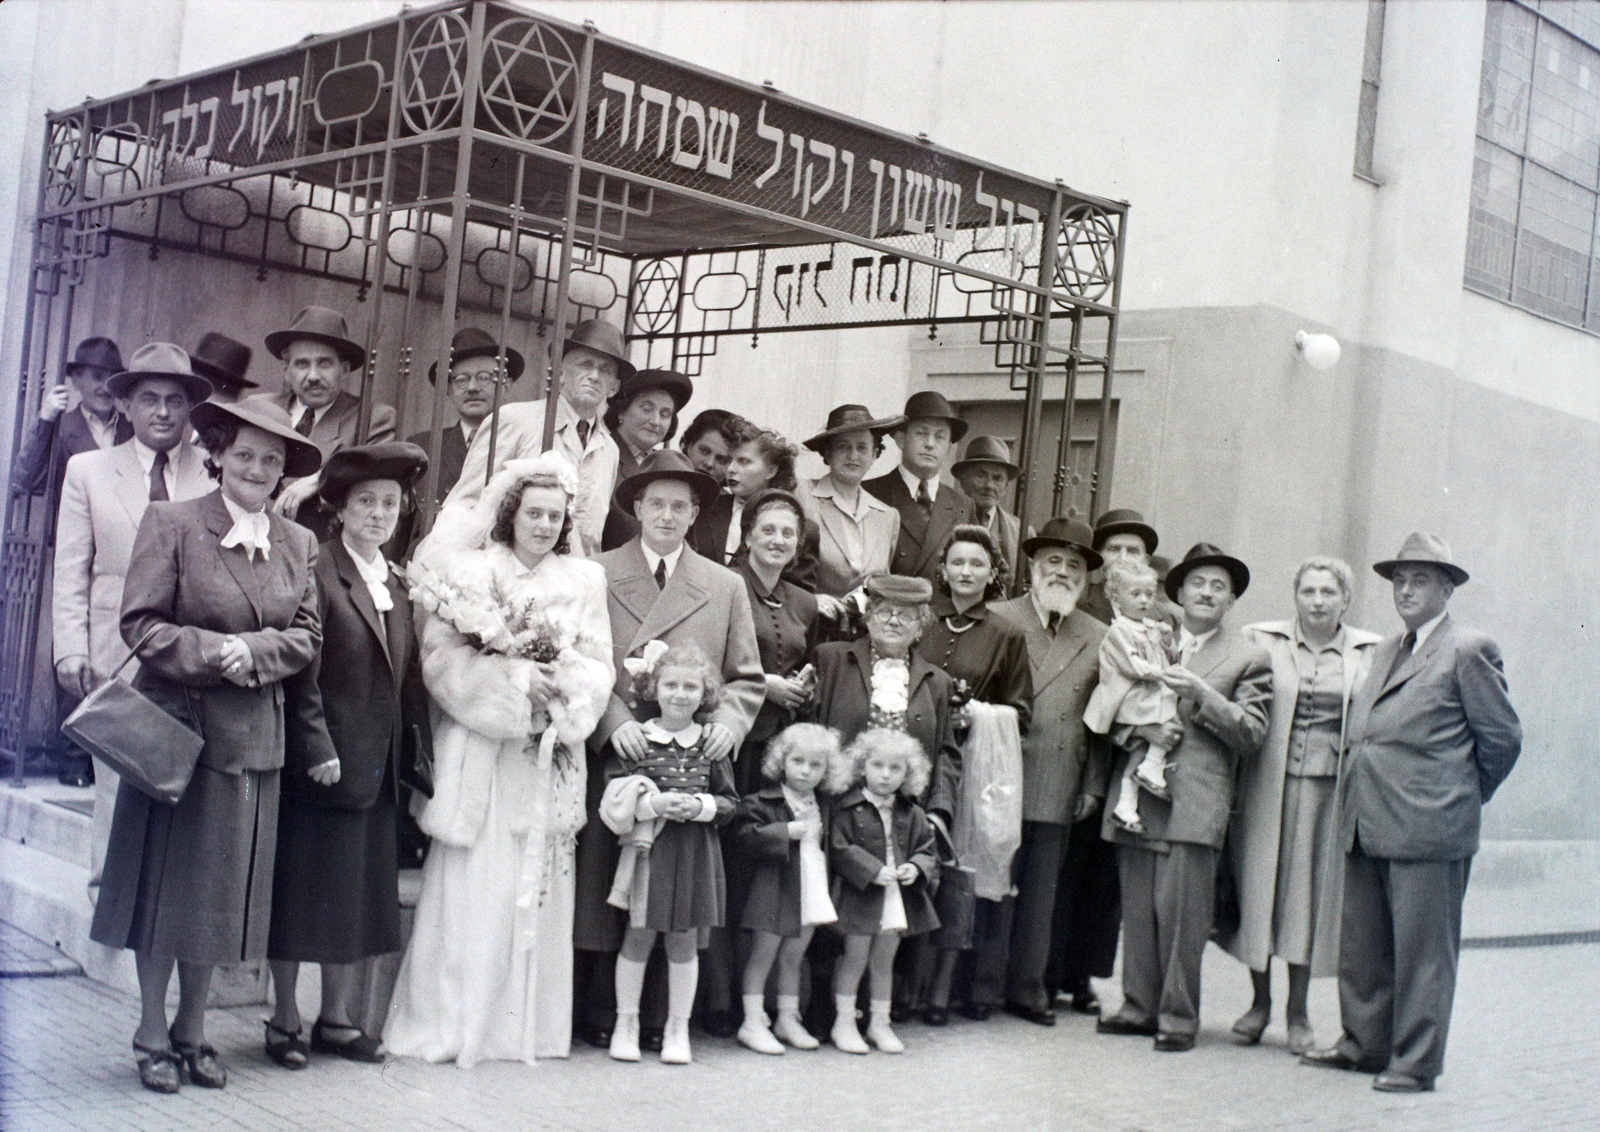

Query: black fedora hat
left=264, top=305, right=366, bottom=370
left=427, top=326, right=525, bottom=385
left=562, top=318, right=636, bottom=382
left=898, top=390, right=969, bottom=442
left=1093, top=508, right=1159, bottom=554
left=613, top=448, right=719, bottom=511
left=1164, top=542, right=1251, bottom=601
left=191, top=399, right=323, bottom=479
left=610, top=368, right=694, bottom=413
left=65, top=337, right=124, bottom=376
left=1020, top=516, right=1103, bottom=571
left=803, top=404, right=907, bottom=453
left=317, top=442, right=430, bottom=508
left=105, top=343, right=214, bottom=404
left=1372, top=532, right=1469, bottom=586
left=951, top=434, right=1020, bottom=478
left=189, top=333, right=257, bottom=393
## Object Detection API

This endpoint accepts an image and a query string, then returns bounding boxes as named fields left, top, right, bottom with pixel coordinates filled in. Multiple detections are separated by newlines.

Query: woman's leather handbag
left=62, top=627, right=204, bottom=805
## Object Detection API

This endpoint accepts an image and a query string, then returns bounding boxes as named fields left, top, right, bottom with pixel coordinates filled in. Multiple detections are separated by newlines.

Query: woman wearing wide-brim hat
left=797, top=405, right=905, bottom=632
left=602, top=368, right=695, bottom=550
left=90, top=397, right=322, bottom=1095
left=266, top=443, right=434, bottom=1069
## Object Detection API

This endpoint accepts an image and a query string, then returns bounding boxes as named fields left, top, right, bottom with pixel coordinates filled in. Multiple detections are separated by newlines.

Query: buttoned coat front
left=808, top=638, right=961, bottom=821
left=119, top=490, right=322, bottom=775
left=729, top=785, right=835, bottom=937
left=1340, top=615, right=1522, bottom=862
left=1101, top=624, right=1273, bottom=851
left=54, top=440, right=212, bottom=680
left=799, top=474, right=901, bottom=599
left=829, top=787, right=940, bottom=936
left=987, top=599, right=1108, bottom=825
left=862, top=471, right=975, bottom=584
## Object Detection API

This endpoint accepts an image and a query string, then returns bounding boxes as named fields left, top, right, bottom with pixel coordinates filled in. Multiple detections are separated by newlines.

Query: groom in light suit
left=53, top=344, right=213, bottom=896
left=570, top=449, right=766, bottom=1048
left=1303, top=533, right=1521, bottom=1092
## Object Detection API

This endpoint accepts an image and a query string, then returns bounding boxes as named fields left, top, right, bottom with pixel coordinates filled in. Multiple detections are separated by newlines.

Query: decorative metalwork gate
left=0, top=0, right=1127, bottom=770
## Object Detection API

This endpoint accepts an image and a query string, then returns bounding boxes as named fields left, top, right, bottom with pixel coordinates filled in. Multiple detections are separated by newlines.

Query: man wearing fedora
left=975, top=518, right=1107, bottom=1025
left=1081, top=509, right=1178, bottom=627
left=1096, top=542, right=1272, bottom=1052
left=13, top=336, right=133, bottom=499
left=53, top=344, right=213, bottom=883
left=442, top=319, right=630, bottom=557
left=952, top=435, right=1030, bottom=584
left=249, top=305, right=395, bottom=524
left=863, top=392, right=975, bottom=586
left=1302, top=534, right=1520, bottom=1093
left=189, top=333, right=257, bottom=405
left=571, top=449, right=765, bottom=1051
left=405, top=327, right=524, bottom=506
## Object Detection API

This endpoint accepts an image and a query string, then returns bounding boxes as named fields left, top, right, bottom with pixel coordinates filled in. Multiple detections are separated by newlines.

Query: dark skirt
left=644, top=821, right=726, bottom=936
left=267, top=788, right=402, bottom=964
left=91, top=767, right=280, bottom=964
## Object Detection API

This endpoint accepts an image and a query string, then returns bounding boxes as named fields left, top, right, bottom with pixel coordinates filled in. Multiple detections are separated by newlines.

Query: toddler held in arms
left=600, top=643, right=738, bottom=1065
left=1084, top=561, right=1180, bottom=833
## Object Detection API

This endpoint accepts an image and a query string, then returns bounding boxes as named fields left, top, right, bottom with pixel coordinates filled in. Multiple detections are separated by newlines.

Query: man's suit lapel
left=171, top=441, right=210, bottom=500
left=312, top=392, right=357, bottom=452
left=108, top=443, right=149, bottom=531
left=1001, top=596, right=1085, bottom=690
left=331, top=539, right=393, bottom=672
left=917, top=488, right=965, bottom=574
left=1187, top=626, right=1234, bottom=680
left=609, top=541, right=658, bottom=639
left=630, top=546, right=712, bottom=652
left=1376, top=615, right=1450, bottom=700
left=203, top=492, right=266, bottom=623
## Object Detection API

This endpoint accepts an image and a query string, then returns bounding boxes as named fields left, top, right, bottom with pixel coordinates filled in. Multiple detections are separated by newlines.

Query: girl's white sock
left=742, top=993, right=767, bottom=1024
left=614, top=955, right=647, bottom=1015
left=667, top=956, right=699, bottom=1021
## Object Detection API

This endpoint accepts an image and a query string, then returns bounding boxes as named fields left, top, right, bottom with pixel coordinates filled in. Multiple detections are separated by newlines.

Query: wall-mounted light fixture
left=1295, top=330, right=1341, bottom=371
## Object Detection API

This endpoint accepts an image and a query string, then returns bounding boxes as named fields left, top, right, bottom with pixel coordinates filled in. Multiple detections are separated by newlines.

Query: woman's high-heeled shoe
left=1231, top=1006, right=1270, bottom=1046
left=264, top=1020, right=309, bottom=1069
left=310, top=1019, right=383, bottom=1063
left=134, top=1040, right=181, bottom=1094
left=168, top=1027, right=227, bottom=1088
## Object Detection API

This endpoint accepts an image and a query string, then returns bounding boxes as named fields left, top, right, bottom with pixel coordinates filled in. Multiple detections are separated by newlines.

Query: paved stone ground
left=0, top=923, right=81, bottom=978
left=1, top=939, right=1594, bottom=1132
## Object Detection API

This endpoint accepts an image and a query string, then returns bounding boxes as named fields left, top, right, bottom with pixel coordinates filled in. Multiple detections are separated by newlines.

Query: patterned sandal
left=133, top=1040, right=181, bottom=1094
left=169, top=1027, right=227, bottom=1088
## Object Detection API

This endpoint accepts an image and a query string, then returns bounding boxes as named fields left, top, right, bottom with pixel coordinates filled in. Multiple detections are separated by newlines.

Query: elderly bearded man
left=441, top=319, right=631, bottom=557
left=970, top=518, right=1108, bottom=1024
left=1096, top=543, right=1272, bottom=1052
left=1302, top=534, right=1520, bottom=1093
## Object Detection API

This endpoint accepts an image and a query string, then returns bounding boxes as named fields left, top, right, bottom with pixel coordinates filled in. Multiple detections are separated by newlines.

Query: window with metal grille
left=1468, top=0, right=1600, bottom=330
left=1355, top=0, right=1386, bottom=181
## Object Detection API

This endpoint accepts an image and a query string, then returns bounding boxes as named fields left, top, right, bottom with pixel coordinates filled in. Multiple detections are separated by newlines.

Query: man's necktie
left=576, top=419, right=592, bottom=449
left=148, top=450, right=169, bottom=502
left=294, top=406, right=315, bottom=436
left=916, top=478, right=933, bottom=520
left=654, top=557, right=668, bottom=591
left=1047, top=611, right=1062, bottom=635
left=1387, top=630, right=1417, bottom=682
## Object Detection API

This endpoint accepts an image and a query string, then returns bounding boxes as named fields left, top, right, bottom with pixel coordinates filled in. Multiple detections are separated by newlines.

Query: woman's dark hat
left=898, top=390, right=969, bottom=442
left=610, top=368, right=694, bottom=413
left=1164, top=542, right=1250, bottom=601
left=1093, top=508, right=1159, bottom=554
left=803, top=404, right=907, bottom=453
left=105, top=343, right=214, bottom=404
left=1020, top=516, right=1103, bottom=571
left=66, top=337, right=124, bottom=376
left=613, top=448, right=719, bottom=511
left=188, top=333, right=257, bottom=393
left=563, top=318, right=636, bottom=382
left=427, top=327, right=525, bottom=384
left=864, top=574, right=934, bottom=605
left=264, top=305, right=366, bottom=370
left=1372, top=532, right=1469, bottom=586
left=951, top=434, right=1020, bottom=477
left=317, top=442, right=430, bottom=508
left=190, top=398, right=323, bottom=479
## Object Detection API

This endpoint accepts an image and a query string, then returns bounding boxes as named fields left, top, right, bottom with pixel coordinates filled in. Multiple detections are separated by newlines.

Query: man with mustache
left=251, top=306, right=396, bottom=525
left=441, top=319, right=629, bottom=557
left=975, top=518, right=1108, bottom=1025
left=951, top=435, right=1028, bottom=585
left=1096, top=543, right=1272, bottom=1052
left=1303, top=534, right=1520, bottom=1093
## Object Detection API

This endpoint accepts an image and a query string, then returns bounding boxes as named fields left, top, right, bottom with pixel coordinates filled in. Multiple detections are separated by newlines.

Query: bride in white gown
left=384, top=452, right=613, bottom=1066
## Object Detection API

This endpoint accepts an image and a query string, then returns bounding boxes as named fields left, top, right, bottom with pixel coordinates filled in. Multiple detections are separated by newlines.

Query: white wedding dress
left=384, top=547, right=613, bottom=1067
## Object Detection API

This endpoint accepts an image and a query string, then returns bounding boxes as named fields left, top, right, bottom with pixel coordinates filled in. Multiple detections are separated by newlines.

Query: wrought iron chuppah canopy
left=0, top=0, right=1127, bottom=769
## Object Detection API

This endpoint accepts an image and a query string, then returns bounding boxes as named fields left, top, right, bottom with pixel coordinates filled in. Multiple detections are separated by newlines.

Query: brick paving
left=1, top=941, right=1594, bottom=1131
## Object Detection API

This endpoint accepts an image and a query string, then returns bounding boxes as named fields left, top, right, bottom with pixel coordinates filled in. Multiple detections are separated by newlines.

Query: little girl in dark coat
left=828, top=728, right=939, bottom=1054
left=730, top=723, right=842, bottom=1054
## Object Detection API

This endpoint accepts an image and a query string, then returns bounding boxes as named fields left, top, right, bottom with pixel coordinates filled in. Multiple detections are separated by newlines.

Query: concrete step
left=0, top=780, right=93, bottom=868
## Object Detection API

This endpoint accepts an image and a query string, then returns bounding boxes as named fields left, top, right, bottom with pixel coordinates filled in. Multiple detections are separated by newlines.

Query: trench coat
left=1222, top=619, right=1380, bottom=976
